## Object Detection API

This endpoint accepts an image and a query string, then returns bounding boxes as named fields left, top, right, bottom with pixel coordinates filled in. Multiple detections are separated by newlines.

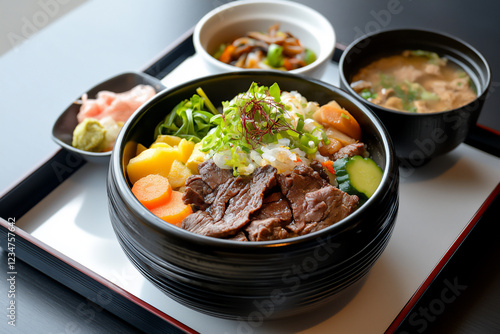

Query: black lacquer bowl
left=339, top=28, right=491, bottom=168
left=107, top=71, right=399, bottom=319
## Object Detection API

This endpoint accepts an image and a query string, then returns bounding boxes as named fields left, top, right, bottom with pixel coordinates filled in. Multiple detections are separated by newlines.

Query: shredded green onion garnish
left=200, top=82, right=327, bottom=174
left=154, top=90, right=217, bottom=142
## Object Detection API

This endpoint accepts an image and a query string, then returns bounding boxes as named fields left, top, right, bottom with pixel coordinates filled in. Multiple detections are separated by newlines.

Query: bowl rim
left=192, top=0, right=336, bottom=76
left=111, top=70, right=397, bottom=249
left=338, top=27, right=492, bottom=117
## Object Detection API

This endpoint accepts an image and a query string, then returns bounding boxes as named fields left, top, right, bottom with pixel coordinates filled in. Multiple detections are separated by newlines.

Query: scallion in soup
left=350, top=50, right=477, bottom=113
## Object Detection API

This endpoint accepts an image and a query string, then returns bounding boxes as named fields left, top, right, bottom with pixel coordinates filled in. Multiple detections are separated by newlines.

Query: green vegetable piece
left=295, top=116, right=305, bottom=132
left=468, top=78, right=477, bottom=94
left=303, top=48, right=316, bottom=65
left=72, top=118, right=105, bottom=152
left=379, top=73, right=395, bottom=89
left=212, top=43, right=227, bottom=60
left=420, top=90, right=440, bottom=101
left=196, top=87, right=219, bottom=115
left=154, top=93, right=217, bottom=142
left=268, top=82, right=281, bottom=103
left=360, top=88, right=377, bottom=100
left=409, top=49, right=447, bottom=66
left=267, top=44, right=284, bottom=68
left=298, top=133, right=319, bottom=155
left=333, top=155, right=383, bottom=201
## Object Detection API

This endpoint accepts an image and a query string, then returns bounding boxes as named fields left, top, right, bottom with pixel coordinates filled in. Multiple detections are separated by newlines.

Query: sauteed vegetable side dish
left=126, top=83, right=383, bottom=241
left=350, top=50, right=477, bottom=113
left=213, top=24, right=317, bottom=71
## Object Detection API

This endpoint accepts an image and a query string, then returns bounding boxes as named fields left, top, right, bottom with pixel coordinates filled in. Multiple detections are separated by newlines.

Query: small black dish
left=339, top=28, right=491, bottom=167
left=107, top=71, right=399, bottom=320
left=51, top=72, right=165, bottom=164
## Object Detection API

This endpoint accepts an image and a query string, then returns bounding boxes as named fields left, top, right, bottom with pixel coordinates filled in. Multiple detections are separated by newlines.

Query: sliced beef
left=182, top=160, right=234, bottom=210
left=182, top=175, right=210, bottom=210
left=226, top=231, right=249, bottom=242
left=246, top=218, right=289, bottom=241
left=198, top=159, right=234, bottom=188
left=206, top=177, right=248, bottom=221
left=181, top=164, right=277, bottom=238
left=277, top=164, right=358, bottom=235
left=245, top=192, right=292, bottom=241
left=181, top=159, right=359, bottom=241
left=219, top=165, right=277, bottom=231
left=251, top=192, right=292, bottom=223
left=309, top=160, right=330, bottom=182
left=331, top=143, right=367, bottom=161
left=180, top=211, right=219, bottom=236
left=277, top=164, right=327, bottom=234
left=299, top=186, right=359, bottom=235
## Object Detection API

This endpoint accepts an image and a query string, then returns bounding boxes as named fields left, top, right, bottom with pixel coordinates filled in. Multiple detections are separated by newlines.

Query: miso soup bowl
left=107, top=71, right=399, bottom=320
left=339, top=28, right=491, bottom=167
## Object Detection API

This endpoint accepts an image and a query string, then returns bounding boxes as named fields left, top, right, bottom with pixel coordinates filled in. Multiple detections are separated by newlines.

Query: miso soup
left=350, top=50, right=477, bottom=113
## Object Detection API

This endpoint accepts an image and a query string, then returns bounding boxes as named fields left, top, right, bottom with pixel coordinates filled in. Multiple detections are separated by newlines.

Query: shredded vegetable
left=154, top=89, right=217, bottom=142
left=200, top=82, right=327, bottom=175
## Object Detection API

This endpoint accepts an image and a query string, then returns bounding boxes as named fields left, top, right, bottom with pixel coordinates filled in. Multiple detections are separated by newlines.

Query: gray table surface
left=1, top=0, right=499, bottom=333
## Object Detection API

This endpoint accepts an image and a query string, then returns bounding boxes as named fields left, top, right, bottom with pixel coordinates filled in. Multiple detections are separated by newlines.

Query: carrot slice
left=314, top=102, right=362, bottom=141
left=283, top=58, right=293, bottom=71
left=131, top=174, right=172, bottom=210
left=321, top=160, right=335, bottom=175
left=150, top=191, right=193, bottom=226
left=218, top=44, right=236, bottom=63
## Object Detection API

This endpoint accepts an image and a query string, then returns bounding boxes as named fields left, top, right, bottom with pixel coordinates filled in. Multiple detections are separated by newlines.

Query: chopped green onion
left=154, top=93, right=217, bottom=142
left=408, top=49, right=447, bottom=66
left=360, top=88, right=377, bottom=100
left=200, top=82, right=328, bottom=174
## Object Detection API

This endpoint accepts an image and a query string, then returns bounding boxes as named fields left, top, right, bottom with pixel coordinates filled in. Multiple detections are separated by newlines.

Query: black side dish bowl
left=339, top=28, right=491, bottom=167
left=107, top=71, right=399, bottom=320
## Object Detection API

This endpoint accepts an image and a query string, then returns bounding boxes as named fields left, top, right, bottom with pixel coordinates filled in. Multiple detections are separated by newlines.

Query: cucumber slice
left=333, top=155, right=383, bottom=200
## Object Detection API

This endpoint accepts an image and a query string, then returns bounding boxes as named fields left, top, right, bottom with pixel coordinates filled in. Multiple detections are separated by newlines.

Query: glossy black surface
left=51, top=72, right=166, bottom=164
left=107, top=71, right=399, bottom=319
left=339, top=29, right=491, bottom=166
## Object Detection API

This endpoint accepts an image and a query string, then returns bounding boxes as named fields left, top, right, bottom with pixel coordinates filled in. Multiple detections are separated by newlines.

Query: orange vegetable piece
left=321, top=160, right=336, bottom=175
left=318, top=137, right=343, bottom=156
left=131, top=174, right=172, bottom=210
left=283, top=58, right=293, bottom=71
left=135, top=143, right=147, bottom=156
left=314, top=101, right=362, bottom=141
left=218, top=44, right=236, bottom=64
left=150, top=191, right=193, bottom=226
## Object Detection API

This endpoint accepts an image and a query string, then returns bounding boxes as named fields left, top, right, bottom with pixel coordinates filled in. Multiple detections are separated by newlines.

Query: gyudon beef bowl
left=107, top=71, right=399, bottom=319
